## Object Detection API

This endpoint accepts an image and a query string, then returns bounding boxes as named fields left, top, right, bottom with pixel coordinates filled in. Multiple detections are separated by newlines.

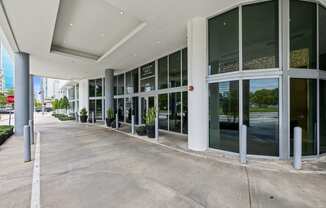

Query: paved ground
left=1, top=114, right=326, bottom=207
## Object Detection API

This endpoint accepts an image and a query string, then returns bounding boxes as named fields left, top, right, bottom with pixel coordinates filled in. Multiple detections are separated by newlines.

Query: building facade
left=71, top=0, right=326, bottom=161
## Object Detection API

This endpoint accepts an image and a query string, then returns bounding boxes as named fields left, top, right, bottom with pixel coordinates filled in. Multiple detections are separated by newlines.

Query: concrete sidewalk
left=1, top=114, right=326, bottom=207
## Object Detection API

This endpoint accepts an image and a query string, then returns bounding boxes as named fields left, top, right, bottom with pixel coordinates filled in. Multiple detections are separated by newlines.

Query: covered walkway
left=1, top=114, right=326, bottom=207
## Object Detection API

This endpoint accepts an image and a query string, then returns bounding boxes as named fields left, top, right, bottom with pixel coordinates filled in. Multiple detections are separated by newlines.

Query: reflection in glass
left=126, top=69, right=139, bottom=94
left=208, top=8, right=239, bottom=74
left=113, top=99, right=117, bottom=115
left=182, top=92, right=188, bottom=134
left=169, top=51, right=181, bottom=88
left=141, top=98, right=146, bottom=124
left=290, top=0, right=317, bottom=69
left=158, top=94, right=168, bottom=130
left=76, top=84, right=79, bottom=99
left=96, top=79, right=102, bottom=97
left=169, top=92, right=181, bottom=132
left=113, top=76, right=117, bottom=96
left=141, top=77, right=155, bottom=92
left=158, top=57, right=168, bottom=89
left=125, top=98, right=132, bottom=123
left=118, top=98, right=124, bottom=122
left=132, top=97, right=139, bottom=125
left=243, top=79, right=279, bottom=156
left=96, top=99, right=102, bottom=120
left=290, top=79, right=317, bottom=156
left=320, top=6, right=326, bottom=70
left=182, top=48, right=188, bottom=86
left=243, top=0, right=279, bottom=70
left=89, top=80, right=95, bottom=97
left=117, top=74, right=124, bottom=95
left=320, top=80, right=326, bottom=154
left=89, top=100, right=95, bottom=116
left=209, top=81, right=239, bottom=152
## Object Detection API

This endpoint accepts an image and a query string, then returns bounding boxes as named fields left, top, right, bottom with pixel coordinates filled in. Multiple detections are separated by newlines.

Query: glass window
left=126, top=69, right=139, bottom=94
left=169, top=51, right=181, bottom=88
left=182, top=91, right=188, bottom=134
left=113, top=99, right=117, bottom=115
left=158, top=56, right=168, bottom=89
left=96, top=79, right=102, bottom=97
left=182, top=48, right=188, bottom=86
left=320, top=5, right=326, bottom=70
left=169, top=92, right=181, bottom=132
left=118, top=98, right=124, bottom=122
left=117, top=74, right=124, bottom=95
left=290, top=79, right=317, bottom=156
left=96, top=99, right=102, bottom=120
left=208, top=8, right=239, bottom=74
left=89, top=100, right=95, bottom=115
left=125, top=98, right=132, bottom=123
left=132, top=97, right=139, bottom=125
left=290, top=0, right=317, bottom=69
left=209, top=81, right=239, bottom=153
left=76, top=84, right=79, bottom=100
left=158, top=94, right=168, bottom=130
left=113, top=76, right=117, bottom=96
left=243, top=79, right=279, bottom=156
left=89, top=80, right=95, bottom=97
left=140, top=62, right=155, bottom=92
left=243, top=0, right=279, bottom=70
left=320, top=80, right=326, bottom=154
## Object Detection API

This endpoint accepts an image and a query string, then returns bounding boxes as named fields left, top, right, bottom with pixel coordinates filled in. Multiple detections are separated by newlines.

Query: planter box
left=146, top=125, right=155, bottom=138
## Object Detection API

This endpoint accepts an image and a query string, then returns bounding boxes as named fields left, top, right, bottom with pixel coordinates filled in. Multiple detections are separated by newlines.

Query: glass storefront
left=290, top=79, right=317, bottom=156
left=290, top=0, right=317, bottom=69
left=158, top=94, right=168, bottom=130
left=242, top=0, right=279, bottom=70
left=243, top=79, right=279, bottom=156
left=140, top=62, right=155, bottom=92
left=169, top=92, right=181, bottom=133
left=169, top=51, right=181, bottom=88
left=320, top=5, right=326, bottom=70
left=209, top=81, right=239, bottom=153
left=321, top=80, right=326, bottom=154
left=208, top=8, right=239, bottom=74
left=158, top=57, right=168, bottom=89
left=126, top=69, right=139, bottom=94
left=88, top=79, right=104, bottom=120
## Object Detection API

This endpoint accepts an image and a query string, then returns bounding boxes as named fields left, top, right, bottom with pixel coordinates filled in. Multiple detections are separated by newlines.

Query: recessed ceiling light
left=133, top=54, right=137, bottom=57
left=120, top=10, right=124, bottom=15
left=69, top=23, right=73, bottom=26
left=100, top=33, right=105, bottom=37
left=156, top=41, right=161, bottom=44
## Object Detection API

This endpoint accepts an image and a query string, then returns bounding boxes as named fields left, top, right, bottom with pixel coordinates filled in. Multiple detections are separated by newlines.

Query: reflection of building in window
left=290, top=48, right=309, bottom=68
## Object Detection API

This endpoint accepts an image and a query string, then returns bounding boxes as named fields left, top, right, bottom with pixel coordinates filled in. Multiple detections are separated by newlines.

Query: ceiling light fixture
left=100, top=33, right=105, bottom=37
left=69, top=23, right=73, bottom=26
left=120, top=10, right=124, bottom=15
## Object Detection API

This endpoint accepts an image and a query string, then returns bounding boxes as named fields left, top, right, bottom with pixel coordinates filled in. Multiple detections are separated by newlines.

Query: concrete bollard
left=24, top=125, right=31, bottom=162
left=240, top=125, right=247, bottom=164
left=116, top=113, right=119, bottom=129
left=155, top=114, right=159, bottom=141
left=75, top=112, right=78, bottom=122
left=9, top=110, right=12, bottom=126
left=293, top=127, right=302, bottom=170
left=29, top=120, right=34, bottom=145
left=131, top=115, right=135, bottom=134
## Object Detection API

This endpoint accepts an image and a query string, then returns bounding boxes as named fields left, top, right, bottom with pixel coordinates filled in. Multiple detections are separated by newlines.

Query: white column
left=15, top=52, right=30, bottom=136
left=105, top=69, right=114, bottom=118
left=187, top=17, right=209, bottom=151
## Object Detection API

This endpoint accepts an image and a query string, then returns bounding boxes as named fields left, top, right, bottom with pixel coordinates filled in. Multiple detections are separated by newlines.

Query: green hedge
left=0, top=125, right=14, bottom=145
left=52, top=113, right=75, bottom=121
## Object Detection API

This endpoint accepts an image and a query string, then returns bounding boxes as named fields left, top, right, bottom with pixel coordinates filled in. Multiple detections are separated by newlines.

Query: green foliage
left=0, top=125, right=14, bottom=145
left=58, top=96, right=70, bottom=110
left=6, top=89, right=14, bottom=96
left=80, top=108, right=88, bottom=117
left=34, top=100, right=42, bottom=109
left=51, top=99, right=60, bottom=110
left=250, top=88, right=278, bottom=108
left=106, top=108, right=114, bottom=120
left=145, top=107, right=156, bottom=126
left=0, top=92, right=7, bottom=107
left=52, top=113, right=74, bottom=121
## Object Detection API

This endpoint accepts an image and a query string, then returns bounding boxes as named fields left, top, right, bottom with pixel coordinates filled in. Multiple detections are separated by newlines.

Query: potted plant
left=106, top=108, right=114, bottom=127
left=80, top=108, right=88, bottom=123
left=145, top=107, right=156, bottom=138
left=136, top=126, right=147, bottom=136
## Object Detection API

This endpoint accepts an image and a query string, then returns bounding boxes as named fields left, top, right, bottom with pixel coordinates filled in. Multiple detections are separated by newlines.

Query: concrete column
left=29, top=75, right=34, bottom=121
left=15, top=52, right=30, bottom=136
left=105, top=69, right=114, bottom=118
left=187, top=17, right=209, bottom=151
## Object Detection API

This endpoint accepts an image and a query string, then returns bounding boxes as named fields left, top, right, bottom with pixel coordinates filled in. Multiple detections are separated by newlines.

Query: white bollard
left=75, top=112, right=78, bottom=122
left=24, top=125, right=31, bottom=162
left=240, top=125, right=247, bottom=164
left=29, top=120, right=34, bottom=145
left=116, top=113, right=119, bottom=129
left=293, top=127, right=302, bottom=170
left=155, top=114, right=159, bottom=141
left=131, top=115, right=135, bottom=134
left=9, top=110, right=12, bottom=126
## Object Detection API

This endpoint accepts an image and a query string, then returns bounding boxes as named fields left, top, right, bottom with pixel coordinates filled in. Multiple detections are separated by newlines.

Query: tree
left=6, top=89, right=14, bottom=96
left=0, top=92, right=7, bottom=107
left=60, top=96, right=70, bottom=113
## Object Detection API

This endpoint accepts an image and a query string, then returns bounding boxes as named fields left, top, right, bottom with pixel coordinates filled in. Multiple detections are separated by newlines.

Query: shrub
left=145, top=107, right=156, bottom=126
left=0, top=125, right=14, bottom=145
left=107, top=108, right=114, bottom=120
left=80, top=108, right=88, bottom=117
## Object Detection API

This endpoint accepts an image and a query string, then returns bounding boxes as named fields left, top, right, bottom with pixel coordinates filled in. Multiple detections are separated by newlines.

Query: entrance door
left=141, top=96, right=155, bottom=124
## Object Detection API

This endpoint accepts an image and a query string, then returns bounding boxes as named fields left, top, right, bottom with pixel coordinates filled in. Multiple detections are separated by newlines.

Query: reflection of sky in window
left=250, top=79, right=278, bottom=92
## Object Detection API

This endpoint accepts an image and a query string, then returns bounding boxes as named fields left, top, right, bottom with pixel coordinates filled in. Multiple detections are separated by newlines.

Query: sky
left=1, top=46, right=14, bottom=90
left=33, top=76, right=42, bottom=100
